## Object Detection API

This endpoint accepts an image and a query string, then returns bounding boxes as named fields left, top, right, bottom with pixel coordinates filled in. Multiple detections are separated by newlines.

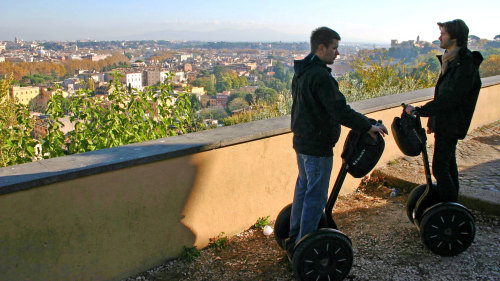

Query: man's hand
left=368, top=123, right=388, bottom=139
left=405, top=105, right=416, bottom=115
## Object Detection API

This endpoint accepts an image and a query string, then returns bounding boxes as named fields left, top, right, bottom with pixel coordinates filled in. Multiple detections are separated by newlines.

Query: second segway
left=392, top=104, right=476, bottom=256
left=275, top=121, right=385, bottom=280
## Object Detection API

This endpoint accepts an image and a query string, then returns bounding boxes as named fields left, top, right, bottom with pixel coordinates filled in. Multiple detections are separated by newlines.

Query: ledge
left=1, top=75, right=499, bottom=195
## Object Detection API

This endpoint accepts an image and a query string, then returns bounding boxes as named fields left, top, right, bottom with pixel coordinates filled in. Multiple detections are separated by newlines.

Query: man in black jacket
left=287, top=27, right=388, bottom=257
left=405, top=19, right=483, bottom=202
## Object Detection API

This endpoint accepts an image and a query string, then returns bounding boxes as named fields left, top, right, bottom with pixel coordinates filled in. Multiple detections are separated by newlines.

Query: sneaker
left=285, top=237, right=296, bottom=263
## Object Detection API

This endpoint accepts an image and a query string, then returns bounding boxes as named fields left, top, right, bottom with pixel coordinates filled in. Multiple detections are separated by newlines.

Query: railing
left=1, top=75, right=499, bottom=281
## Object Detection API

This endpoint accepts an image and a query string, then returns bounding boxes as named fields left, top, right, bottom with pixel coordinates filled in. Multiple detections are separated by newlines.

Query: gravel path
left=123, top=192, right=500, bottom=281
left=124, top=122, right=500, bottom=281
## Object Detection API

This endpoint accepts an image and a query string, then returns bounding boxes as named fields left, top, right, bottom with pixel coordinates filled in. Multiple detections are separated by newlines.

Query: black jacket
left=291, top=53, right=372, bottom=156
left=417, top=48, right=483, bottom=139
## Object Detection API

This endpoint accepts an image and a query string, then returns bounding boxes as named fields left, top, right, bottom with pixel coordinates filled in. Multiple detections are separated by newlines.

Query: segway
left=392, top=104, right=476, bottom=256
left=275, top=121, right=385, bottom=281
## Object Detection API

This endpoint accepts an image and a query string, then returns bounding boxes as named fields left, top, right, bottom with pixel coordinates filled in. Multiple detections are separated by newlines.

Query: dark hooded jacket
left=291, top=53, right=372, bottom=156
left=417, top=48, right=483, bottom=139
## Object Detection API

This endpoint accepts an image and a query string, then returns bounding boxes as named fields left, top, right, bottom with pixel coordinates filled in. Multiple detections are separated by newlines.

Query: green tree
left=265, top=78, right=286, bottom=92
left=255, top=87, right=279, bottom=104
left=227, top=97, right=249, bottom=112
left=480, top=54, right=500, bottom=77
left=1, top=71, right=194, bottom=167
left=273, top=61, right=286, bottom=81
left=0, top=74, right=38, bottom=166
left=339, top=54, right=438, bottom=102
left=190, top=94, right=201, bottom=111
left=200, top=107, right=228, bottom=122
left=87, top=78, right=95, bottom=93
left=245, top=93, right=254, bottom=105
left=191, top=76, right=216, bottom=96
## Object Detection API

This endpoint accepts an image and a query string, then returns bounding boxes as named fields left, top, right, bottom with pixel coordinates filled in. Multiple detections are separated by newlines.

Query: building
left=81, top=54, right=110, bottom=62
left=10, top=86, right=40, bottom=105
left=119, top=71, right=143, bottom=91
left=200, top=94, right=216, bottom=108
left=172, top=72, right=186, bottom=84
left=144, top=69, right=170, bottom=86
left=191, top=86, right=205, bottom=96
left=216, top=94, right=229, bottom=108
left=32, top=116, right=49, bottom=140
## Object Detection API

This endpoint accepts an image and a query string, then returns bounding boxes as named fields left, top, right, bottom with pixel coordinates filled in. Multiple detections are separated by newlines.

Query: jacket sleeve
left=417, top=58, right=475, bottom=117
left=311, top=72, right=372, bottom=132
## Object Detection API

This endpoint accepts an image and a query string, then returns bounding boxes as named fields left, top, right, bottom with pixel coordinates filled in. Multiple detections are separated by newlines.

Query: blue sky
left=0, top=0, right=498, bottom=43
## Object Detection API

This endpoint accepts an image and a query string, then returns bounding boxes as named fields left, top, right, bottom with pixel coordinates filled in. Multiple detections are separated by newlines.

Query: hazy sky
left=0, top=0, right=498, bottom=43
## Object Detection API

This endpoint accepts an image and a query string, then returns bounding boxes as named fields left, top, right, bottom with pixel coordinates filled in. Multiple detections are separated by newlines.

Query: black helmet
left=391, top=110, right=426, bottom=156
left=342, top=124, right=385, bottom=178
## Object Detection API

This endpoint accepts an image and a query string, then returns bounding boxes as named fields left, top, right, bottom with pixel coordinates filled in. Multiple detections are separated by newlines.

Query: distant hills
left=116, top=28, right=307, bottom=42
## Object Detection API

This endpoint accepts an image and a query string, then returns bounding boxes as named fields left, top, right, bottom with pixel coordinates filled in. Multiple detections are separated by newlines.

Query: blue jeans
left=289, top=152, right=333, bottom=245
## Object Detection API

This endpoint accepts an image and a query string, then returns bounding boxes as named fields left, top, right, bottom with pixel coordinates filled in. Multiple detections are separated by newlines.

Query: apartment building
left=9, top=86, right=40, bottom=105
left=144, top=69, right=170, bottom=86
left=119, top=71, right=143, bottom=91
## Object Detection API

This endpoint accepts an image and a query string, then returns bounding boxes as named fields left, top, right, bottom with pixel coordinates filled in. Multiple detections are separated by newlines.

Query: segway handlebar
left=401, top=103, right=419, bottom=118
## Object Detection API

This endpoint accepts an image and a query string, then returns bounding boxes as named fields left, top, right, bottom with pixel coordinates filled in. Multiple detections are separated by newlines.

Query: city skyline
left=0, top=0, right=499, bottom=43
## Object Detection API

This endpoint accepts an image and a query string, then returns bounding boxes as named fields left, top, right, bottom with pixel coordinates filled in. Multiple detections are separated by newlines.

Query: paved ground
left=374, top=120, right=500, bottom=215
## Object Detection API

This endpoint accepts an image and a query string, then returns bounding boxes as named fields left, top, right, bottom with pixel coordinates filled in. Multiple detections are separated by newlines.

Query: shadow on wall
left=0, top=143, right=202, bottom=281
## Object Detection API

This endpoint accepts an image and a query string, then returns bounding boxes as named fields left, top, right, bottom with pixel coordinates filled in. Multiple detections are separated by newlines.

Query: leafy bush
left=253, top=216, right=270, bottom=229
left=208, top=232, right=228, bottom=250
left=0, top=71, right=195, bottom=166
left=0, top=74, right=37, bottom=166
left=339, top=55, right=438, bottom=102
left=181, top=246, right=200, bottom=262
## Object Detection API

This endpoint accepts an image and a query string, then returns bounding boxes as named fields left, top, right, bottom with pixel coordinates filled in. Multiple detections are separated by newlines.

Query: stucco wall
left=0, top=76, right=499, bottom=281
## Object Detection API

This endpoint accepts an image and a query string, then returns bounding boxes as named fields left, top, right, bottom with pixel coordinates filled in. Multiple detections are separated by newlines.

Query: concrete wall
left=1, top=76, right=499, bottom=281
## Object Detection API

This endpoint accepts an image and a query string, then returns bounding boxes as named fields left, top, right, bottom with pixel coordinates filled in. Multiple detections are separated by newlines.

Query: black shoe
left=285, top=237, right=296, bottom=263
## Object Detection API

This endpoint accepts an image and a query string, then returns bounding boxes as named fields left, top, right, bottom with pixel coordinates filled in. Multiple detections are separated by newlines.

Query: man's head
left=437, top=19, right=469, bottom=50
left=310, top=27, right=341, bottom=64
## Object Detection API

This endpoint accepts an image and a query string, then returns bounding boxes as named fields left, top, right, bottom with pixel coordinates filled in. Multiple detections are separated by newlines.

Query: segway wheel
left=292, top=229, right=353, bottom=281
left=274, top=203, right=328, bottom=249
left=406, top=184, right=426, bottom=224
left=420, top=203, right=476, bottom=256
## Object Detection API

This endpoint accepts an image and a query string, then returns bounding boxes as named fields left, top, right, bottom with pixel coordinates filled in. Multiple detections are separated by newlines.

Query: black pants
left=432, top=134, right=459, bottom=202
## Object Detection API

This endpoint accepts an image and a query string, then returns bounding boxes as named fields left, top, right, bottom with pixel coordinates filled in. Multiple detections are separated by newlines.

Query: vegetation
left=0, top=53, right=129, bottom=82
left=3, top=45, right=498, bottom=167
left=0, top=74, right=37, bottom=166
left=339, top=55, right=439, bottom=102
left=0, top=71, right=195, bottom=167
left=191, top=66, right=248, bottom=96
left=181, top=246, right=200, bottom=262
left=253, top=216, right=271, bottom=229
left=480, top=54, right=500, bottom=77
left=208, top=233, right=228, bottom=250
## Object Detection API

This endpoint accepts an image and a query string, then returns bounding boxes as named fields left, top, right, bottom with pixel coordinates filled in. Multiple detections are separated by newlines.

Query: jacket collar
left=307, top=53, right=332, bottom=72
left=436, top=47, right=467, bottom=69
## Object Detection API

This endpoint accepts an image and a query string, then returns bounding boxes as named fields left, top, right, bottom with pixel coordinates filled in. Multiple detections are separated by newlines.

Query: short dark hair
left=438, top=19, right=469, bottom=47
left=310, top=27, right=341, bottom=53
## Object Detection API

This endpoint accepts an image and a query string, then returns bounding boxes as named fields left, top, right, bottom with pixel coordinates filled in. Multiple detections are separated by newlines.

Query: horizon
left=0, top=0, right=498, bottom=44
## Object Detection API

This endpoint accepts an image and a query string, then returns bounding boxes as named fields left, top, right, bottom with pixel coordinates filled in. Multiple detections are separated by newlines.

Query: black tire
left=406, top=184, right=426, bottom=224
left=292, top=229, right=353, bottom=281
left=420, top=203, right=476, bottom=256
left=275, top=204, right=293, bottom=249
left=274, top=203, right=328, bottom=249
